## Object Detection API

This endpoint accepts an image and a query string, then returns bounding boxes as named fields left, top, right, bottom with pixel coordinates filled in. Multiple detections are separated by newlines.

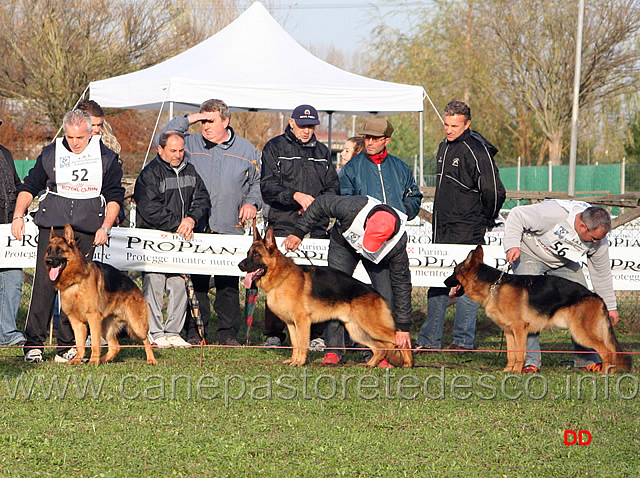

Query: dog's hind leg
left=569, top=308, right=626, bottom=374
left=121, top=300, right=157, bottom=365
left=100, top=316, right=122, bottom=364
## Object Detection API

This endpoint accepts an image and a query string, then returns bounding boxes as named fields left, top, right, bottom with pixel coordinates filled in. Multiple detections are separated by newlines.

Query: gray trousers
left=142, top=272, right=188, bottom=339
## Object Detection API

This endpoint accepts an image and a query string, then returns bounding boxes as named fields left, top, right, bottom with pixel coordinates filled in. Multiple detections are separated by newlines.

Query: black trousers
left=23, top=226, right=95, bottom=356
left=184, top=274, right=242, bottom=343
left=263, top=303, right=324, bottom=343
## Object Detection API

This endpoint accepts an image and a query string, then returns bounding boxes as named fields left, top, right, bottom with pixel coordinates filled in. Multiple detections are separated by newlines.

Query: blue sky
left=241, top=1, right=432, bottom=56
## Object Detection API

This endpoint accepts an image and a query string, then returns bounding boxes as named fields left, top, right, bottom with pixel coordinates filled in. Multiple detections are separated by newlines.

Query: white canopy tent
left=89, top=1, right=433, bottom=181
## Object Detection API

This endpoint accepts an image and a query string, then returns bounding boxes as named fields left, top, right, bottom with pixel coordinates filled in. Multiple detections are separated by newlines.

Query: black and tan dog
left=45, top=224, right=157, bottom=365
left=238, top=226, right=413, bottom=368
left=446, top=245, right=631, bottom=374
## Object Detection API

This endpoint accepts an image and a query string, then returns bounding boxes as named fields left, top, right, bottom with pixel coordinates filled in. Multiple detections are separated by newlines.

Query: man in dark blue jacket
left=323, top=118, right=422, bottom=365
left=260, top=104, right=339, bottom=347
left=416, top=100, right=505, bottom=353
left=134, top=131, right=210, bottom=348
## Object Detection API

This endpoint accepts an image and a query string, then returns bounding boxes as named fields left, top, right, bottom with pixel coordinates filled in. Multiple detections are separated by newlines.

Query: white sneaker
left=309, top=338, right=326, bottom=351
left=54, top=347, right=77, bottom=364
left=166, top=335, right=192, bottom=348
left=24, top=349, right=43, bottom=363
left=85, top=336, right=108, bottom=346
left=153, top=336, right=172, bottom=348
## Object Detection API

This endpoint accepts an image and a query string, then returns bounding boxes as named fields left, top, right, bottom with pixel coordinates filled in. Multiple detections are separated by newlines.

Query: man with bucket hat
left=283, top=194, right=413, bottom=368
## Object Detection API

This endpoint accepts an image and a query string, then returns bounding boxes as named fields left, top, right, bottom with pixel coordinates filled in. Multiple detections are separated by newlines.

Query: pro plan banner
left=2, top=219, right=640, bottom=289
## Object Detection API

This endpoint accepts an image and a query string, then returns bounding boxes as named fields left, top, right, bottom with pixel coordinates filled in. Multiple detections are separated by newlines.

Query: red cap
left=363, top=210, right=396, bottom=252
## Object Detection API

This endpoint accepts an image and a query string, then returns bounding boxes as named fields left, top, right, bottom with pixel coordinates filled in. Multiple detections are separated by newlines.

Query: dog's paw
left=67, top=358, right=82, bottom=365
left=147, top=358, right=158, bottom=365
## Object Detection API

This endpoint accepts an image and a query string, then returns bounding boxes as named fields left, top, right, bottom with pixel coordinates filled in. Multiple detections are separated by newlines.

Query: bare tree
left=0, top=0, right=236, bottom=127
left=478, top=0, right=640, bottom=164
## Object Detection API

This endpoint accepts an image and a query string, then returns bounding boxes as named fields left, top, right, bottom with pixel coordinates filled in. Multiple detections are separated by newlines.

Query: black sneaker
left=187, top=336, right=204, bottom=346
left=220, top=337, right=241, bottom=346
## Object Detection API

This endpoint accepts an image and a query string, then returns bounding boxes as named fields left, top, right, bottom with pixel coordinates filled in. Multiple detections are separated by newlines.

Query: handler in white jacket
left=503, top=199, right=619, bottom=373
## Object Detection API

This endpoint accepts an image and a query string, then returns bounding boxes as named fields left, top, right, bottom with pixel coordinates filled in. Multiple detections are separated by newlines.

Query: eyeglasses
left=364, top=135, right=386, bottom=142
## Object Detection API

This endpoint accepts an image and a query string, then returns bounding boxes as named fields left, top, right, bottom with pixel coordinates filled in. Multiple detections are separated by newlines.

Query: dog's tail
left=386, top=347, right=413, bottom=368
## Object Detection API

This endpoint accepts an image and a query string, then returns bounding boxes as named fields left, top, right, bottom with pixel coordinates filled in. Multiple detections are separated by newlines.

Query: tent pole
left=328, top=112, right=333, bottom=166
left=170, top=101, right=174, bottom=119
left=419, top=111, right=424, bottom=187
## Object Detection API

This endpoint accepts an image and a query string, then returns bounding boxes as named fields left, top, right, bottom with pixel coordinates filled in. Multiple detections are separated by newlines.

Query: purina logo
left=304, top=109, right=311, bottom=116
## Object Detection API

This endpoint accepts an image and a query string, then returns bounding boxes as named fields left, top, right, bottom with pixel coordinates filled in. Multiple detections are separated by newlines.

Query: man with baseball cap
left=282, top=194, right=413, bottom=368
left=260, top=104, right=339, bottom=348
left=320, top=117, right=421, bottom=365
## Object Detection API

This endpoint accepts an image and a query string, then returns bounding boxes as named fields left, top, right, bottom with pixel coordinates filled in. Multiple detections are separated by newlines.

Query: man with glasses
left=324, top=117, right=423, bottom=366
left=504, top=201, right=619, bottom=373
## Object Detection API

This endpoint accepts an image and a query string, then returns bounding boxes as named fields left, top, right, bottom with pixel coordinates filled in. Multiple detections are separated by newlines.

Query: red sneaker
left=522, top=364, right=540, bottom=374
left=377, top=358, right=395, bottom=369
left=321, top=353, right=340, bottom=365
left=578, top=363, right=602, bottom=373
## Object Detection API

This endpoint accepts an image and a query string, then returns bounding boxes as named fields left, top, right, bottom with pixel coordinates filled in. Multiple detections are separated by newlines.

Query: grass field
left=2, top=282, right=639, bottom=477
left=2, top=330, right=639, bottom=477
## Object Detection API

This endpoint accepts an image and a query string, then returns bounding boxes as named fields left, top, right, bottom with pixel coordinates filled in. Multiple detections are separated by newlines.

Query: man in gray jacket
left=159, top=99, right=261, bottom=345
left=504, top=199, right=618, bottom=373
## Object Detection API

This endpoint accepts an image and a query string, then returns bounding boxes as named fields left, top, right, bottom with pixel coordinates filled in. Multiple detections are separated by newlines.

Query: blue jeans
left=512, top=251, right=599, bottom=368
left=0, top=269, right=25, bottom=346
left=417, top=287, right=479, bottom=349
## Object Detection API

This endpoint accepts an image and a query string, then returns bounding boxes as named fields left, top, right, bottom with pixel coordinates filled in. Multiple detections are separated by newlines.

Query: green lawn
left=3, top=281, right=639, bottom=476
left=1, top=336, right=639, bottom=477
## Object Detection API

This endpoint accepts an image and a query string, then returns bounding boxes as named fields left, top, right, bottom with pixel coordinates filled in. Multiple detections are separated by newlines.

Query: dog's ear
left=265, top=227, right=277, bottom=252
left=471, top=245, right=484, bottom=263
left=63, top=224, right=76, bottom=246
left=49, top=227, right=57, bottom=240
left=253, top=220, right=262, bottom=243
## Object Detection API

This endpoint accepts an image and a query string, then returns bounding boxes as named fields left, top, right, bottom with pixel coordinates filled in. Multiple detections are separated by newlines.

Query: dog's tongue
left=244, top=270, right=260, bottom=288
left=49, top=266, right=62, bottom=282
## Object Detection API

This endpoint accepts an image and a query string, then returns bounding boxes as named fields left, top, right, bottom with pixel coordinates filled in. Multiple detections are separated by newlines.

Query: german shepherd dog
left=44, top=224, right=157, bottom=365
left=238, top=226, right=413, bottom=368
left=446, top=246, right=631, bottom=374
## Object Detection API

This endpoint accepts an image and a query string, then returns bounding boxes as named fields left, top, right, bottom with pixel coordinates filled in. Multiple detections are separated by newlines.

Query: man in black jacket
left=0, top=122, right=26, bottom=348
left=134, top=131, right=210, bottom=348
left=416, top=100, right=506, bottom=353
left=260, top=104, right=340, bottom=347
left=283, top=194, right=413, bottom=368
left=12, top=109, right=124, bottom=363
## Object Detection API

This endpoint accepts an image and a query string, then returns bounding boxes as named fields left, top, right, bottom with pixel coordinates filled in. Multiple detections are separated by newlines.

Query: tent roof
left=89, top=2, right=425, bottom=114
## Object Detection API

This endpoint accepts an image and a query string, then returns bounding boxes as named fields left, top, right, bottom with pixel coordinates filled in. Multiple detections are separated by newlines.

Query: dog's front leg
left=67, top=316, right=88, bottom=365
left=86, top=315, right=103, bottom=365
left=511, top=327, right=527, bottom=374
left=502, top=331, right=516, bottom=373
left=287, top=317, right=311, bottom=366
